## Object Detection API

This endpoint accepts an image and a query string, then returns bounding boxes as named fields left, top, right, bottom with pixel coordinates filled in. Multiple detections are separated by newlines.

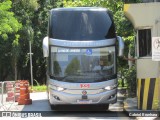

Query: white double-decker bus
left=43, top=7, right=124, bottom=110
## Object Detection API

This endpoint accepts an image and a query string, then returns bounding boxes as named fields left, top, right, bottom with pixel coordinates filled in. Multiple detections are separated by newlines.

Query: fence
left=0, top=81, right=20, bottom=111
left=0, top=81, right=6, bottom=110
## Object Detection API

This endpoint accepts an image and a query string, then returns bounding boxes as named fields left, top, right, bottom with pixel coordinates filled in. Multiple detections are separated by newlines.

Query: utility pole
left=28, top=41, right=33, bottom=90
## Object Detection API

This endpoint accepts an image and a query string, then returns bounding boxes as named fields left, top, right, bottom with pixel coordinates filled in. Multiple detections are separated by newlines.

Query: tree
left=0, top=0, right=21, bottom=39
left=0, top=0, right=21, bottom=81
left=11, top=0, right=58, bottom=84
left=11, top=0, right=39, bottom=82
left=65, top=57, right=80, bottom=75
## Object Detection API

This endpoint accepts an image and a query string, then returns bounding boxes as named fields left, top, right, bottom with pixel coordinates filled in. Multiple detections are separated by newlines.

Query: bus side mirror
left=117, top=36, right=124, bottom=57
left=43, top=36, right=49, bottom=57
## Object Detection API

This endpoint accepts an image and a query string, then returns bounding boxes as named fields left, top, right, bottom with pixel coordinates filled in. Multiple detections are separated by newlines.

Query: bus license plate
left=77, top=100, right=92, bottom=104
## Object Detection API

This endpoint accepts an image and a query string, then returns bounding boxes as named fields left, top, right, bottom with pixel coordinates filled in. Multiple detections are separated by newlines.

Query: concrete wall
left=124, top=3, right=160, bottom=34
left=137, top=59, right=160, bottom=78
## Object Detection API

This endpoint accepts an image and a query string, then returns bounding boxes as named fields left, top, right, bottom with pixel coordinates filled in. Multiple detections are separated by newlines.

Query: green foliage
left=20, top=0, right=39, bottom=10
left=54, top=61, right=62, bottom=75
left=12, top=34, right=20, bottom=47
left=11, top=0, right=42, bottom=83
left=118, top=79, right=127, bottom=88
left=12, top=34, right=21, bottom=58
left=123, top=36, right=135, bottom=56
left=65, top=57, right=80, bottom=75
left=124, top=66, right=136, bottom=97
left=2, top=0, right=60, bottom=83
left=0, top=0, right=22, bottom=81
left=34, top=79, right=40, bottom=86
left=0, top=0, right=22, bottom=39
left=118, top=64, right=136, bottom=97
left=63, top=0, right=123, bottom=13
left=32, top=85, right=46, bottom=92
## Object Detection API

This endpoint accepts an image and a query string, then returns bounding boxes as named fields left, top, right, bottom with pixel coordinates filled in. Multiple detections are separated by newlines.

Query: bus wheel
left=97, top=104, right=109, bottom=111
left=105, top=104, right=109, bottom=110
left=50, top=105, right=57, bottom=110
left=93, top=104, right=109, bottom=111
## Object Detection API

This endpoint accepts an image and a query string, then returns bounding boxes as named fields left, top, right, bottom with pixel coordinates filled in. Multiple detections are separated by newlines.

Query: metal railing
left=0, top=81, right=6, bottom=110
left=0, top=81, right=18, bottom=111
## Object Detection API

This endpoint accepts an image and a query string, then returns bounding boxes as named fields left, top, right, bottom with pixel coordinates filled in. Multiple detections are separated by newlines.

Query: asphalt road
left=0, top=92, right=133, bottom=119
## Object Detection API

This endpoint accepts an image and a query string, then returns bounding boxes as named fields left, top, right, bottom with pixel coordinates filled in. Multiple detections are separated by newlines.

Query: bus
left=43, top=7, right=124, bottom=110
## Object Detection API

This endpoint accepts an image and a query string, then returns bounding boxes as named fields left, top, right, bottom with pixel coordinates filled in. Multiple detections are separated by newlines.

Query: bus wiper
left=50, top=75, right=67, bottom=80
left=50, top=74, right=79, bottom=80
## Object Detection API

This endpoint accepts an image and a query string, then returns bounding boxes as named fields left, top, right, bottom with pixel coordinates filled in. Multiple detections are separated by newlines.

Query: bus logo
left=82, top=90, right=87, bottom=95
left=80, top=84, right=90, bottom=88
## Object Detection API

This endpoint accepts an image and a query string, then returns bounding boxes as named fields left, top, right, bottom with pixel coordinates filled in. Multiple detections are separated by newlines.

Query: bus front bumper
left=49, top=89, right=117, bottom=105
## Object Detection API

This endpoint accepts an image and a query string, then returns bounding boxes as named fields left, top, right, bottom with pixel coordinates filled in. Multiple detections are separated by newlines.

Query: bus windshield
left=49, top=10, right=116, bottom=40
left=50, top=46, right=116, bottom=83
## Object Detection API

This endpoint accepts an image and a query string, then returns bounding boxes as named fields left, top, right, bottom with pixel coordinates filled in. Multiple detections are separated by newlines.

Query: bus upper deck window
left=138, top=29, right=151, bottom=57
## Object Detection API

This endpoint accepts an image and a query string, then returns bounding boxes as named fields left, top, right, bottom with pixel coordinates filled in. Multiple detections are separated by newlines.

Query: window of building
left=138, top=29, right=151, bottom=57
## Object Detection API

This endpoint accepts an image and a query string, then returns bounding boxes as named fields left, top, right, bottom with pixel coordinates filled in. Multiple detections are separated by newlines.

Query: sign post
left=28, top=41, right=33, bottom=90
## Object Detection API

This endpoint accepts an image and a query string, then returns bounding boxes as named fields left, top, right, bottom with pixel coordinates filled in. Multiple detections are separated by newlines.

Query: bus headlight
left=50, top=85, right=65, bottom=91
left=104, top=84, right=117, bottom=90
left=57, top=86, right=65, bottom=91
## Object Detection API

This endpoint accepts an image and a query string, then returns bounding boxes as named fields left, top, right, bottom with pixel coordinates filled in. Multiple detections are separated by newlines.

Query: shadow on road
left=21, top=99, right=128, bottom=117
left=19, top=92, right=131, bottom=118
left=22, top=99, right=51, bottom=111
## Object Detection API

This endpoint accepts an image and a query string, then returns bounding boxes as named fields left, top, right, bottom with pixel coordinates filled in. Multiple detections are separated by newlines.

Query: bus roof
left=51, top=7, right=108, bottom=12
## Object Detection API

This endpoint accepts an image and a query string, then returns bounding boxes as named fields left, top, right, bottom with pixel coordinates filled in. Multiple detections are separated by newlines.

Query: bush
left=32, top=85, right=46, bottom=92
left=124, top=66, right=136, bottom=97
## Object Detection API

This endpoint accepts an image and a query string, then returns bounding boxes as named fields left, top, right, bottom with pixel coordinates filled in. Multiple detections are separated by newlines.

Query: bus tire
left=97, top=104, right=109, bottom=111
left=105, top=104, right=109, bottom=110
left=93, top=104, right=109, bottom=111
left=50, top=105, right=57, bottom=110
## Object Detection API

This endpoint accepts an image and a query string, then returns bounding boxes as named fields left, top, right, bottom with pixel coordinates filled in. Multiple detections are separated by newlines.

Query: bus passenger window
left=138, top=29, right=151, bottom=57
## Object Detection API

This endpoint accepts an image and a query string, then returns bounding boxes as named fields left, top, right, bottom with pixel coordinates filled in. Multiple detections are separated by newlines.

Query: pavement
left=0, top=92, right=50, bottom=111
left=0, top=92, right=124, bottom=112
left=1, top=92, right=131, bottom=119
left=117, top=88, right=160, bottom=120
left=123, top=97, right=159, bottom=120
left=1, top=90, right=159, bottom=119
